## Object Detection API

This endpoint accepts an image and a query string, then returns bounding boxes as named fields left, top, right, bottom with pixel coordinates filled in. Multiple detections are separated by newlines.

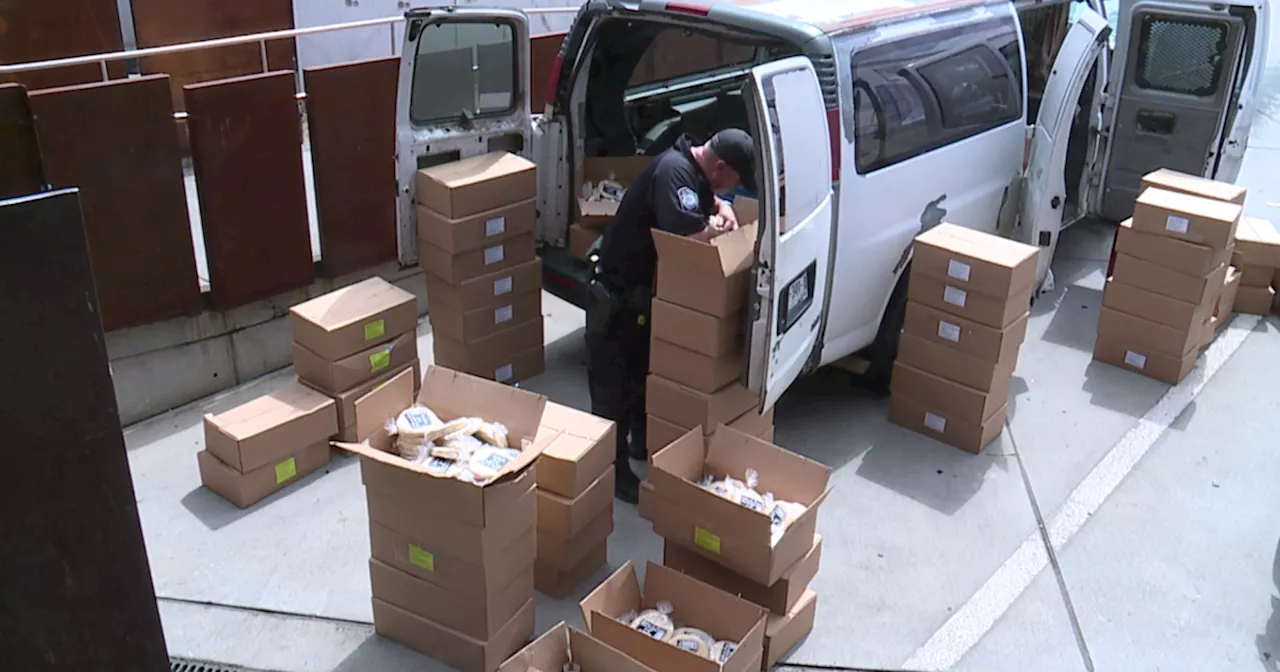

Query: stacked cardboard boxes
left=417, top=152, right=546, bottom=384
left=647, top=426, right=831, bottom=668
left=532, top=402, right=618, bottom=597
left=198, top=382, right=339, bottom=508
left=568, top=157, right=651, bottom=260
left=499, top=623, right=658, bottom=672
left=1095, top=171, right=1242, bottom=383
left=290, top=277, right=421, bottom=442
left=642, top=198, right=772, bottom=517
left=1231, top=216, right=1280, bottom=315
left=336, top=366, right=547, bottom=672
left=890, top=224, right=1038, bottom=453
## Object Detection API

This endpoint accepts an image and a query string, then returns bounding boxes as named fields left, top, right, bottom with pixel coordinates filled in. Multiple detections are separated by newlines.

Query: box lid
left=420, top=152, right=536, bottom=190
left=205, top=381, right=335, bottom=442
left=290, top=277, right=415, bottom=334
left=1142, top=168, right=1247, bottom=204
left=914, top=222, right=1039, bottom=292
left=1234, top=216, right=1280, bottom=266
left=1136, top=186, right=1243, bottom=225
left=653, top=223, right=758, bottom=279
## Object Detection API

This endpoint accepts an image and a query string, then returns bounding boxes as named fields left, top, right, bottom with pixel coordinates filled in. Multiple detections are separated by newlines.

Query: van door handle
left=1051, top=196, right=1061, bottom=209
left=1136, top=110, right=1176, bottom=135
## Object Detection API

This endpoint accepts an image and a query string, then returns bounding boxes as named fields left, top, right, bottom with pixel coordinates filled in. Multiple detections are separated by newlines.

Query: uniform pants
left=584, top=294, right=649, bottom=465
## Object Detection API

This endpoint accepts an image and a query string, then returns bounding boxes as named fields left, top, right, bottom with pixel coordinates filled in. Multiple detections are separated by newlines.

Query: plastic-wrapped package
left=710, top=640, right=738, bottom=663
left=736, top=469, right=769, bottom=513
left=469, top=446, right=521, bottom=480
left=433, top=433, right=483, bottom=461
left=395, top=405, right=441, bottom=436
left=630, top=602, right=675, bottom=641
left=670, top=627, right=715, bottom=658
left=422, top=455, right=463, bottom=478
left=473, top=421, right=509, bottom=448
left=618, top=610, right=639, bottom=627
left=429, top=416, right=483, bottom=443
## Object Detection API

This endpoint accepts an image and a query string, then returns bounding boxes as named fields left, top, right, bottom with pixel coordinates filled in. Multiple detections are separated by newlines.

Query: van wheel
left=862, top=273, right=910, bottom=395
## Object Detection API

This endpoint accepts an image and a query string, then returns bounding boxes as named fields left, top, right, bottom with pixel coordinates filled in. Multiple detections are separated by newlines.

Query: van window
left=1134, top=15, right=1229, bottom=97
left=851, top=17, right=1023, bottom=173
left=410, top=21, right=517, bottom=124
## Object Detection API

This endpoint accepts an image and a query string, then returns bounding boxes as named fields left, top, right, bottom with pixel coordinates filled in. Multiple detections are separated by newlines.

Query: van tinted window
left=851, top=17, right=1023, bottom=173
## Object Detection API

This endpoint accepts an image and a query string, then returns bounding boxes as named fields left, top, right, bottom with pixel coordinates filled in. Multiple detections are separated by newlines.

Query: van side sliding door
left=743, top=57, right=834, bottom=412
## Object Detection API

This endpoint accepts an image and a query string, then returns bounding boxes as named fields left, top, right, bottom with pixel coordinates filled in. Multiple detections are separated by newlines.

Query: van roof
left=714, top=0, right=1003, bottom=34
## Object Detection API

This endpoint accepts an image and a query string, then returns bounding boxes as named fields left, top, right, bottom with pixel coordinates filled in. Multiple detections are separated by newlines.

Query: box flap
left=645, top=562, right=767, bottom=672
left=289, top=277, right=415, bottom=332
left=499, top=622, right=569, bottom=672
left=652, top=223, right=758, bottom=279
left=649, top=426, right=707, bottom=489
left=580, top=560, right=642, bottom=629
left=419, top=365, right=547, bottom=447
left=540, top=402, right=614, bottom=443
left=206, top=380, right=335, bottom=441
left=705, top=426, right=831, bottom=506
left=420, top=151, right=536, bottom=189
left=352, top=367, right=418, bottom=449
left=731, top=197, right=759, bottom=226
left=569, top=627, right=658, bottom=672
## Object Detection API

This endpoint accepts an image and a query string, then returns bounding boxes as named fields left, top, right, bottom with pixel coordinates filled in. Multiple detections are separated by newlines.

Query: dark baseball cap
left=708, top=129, right=757, bottom=194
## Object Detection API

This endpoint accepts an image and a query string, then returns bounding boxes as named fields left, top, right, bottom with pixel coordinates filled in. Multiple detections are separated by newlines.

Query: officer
left=585, top=129, right=757, bottom=504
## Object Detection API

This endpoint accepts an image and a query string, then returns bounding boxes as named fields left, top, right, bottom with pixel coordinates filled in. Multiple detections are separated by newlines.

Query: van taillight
left=827, top=107, right=841, bottom=182
left=544, top=53, right=564, bottom=114
left=665, top=1, right=710, bottom=15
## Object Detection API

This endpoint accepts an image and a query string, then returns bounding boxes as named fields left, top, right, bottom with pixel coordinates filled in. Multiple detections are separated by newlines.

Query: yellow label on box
left=364, top=318, right=386, bottom=341
left=409, top=544, right=435, bottom=571
left=274, top=457, right=297, bottom=484
left=694, top=527, right=721, bottom=554
left=369, top=348, right=391, bottom=373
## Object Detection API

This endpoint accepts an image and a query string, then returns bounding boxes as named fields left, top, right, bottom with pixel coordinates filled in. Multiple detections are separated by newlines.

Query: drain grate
left=170, top=657, right=269, bottom=672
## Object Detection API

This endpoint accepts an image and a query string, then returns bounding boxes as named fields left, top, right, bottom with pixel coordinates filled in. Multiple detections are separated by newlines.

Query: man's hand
left=714, top=197, right=739, bottom=231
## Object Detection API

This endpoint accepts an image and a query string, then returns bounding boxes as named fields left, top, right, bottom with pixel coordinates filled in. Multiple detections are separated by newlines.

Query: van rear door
left=395, top=8, right=533, bottom=265
left=742, top=56, right=834, bottom=412
left=1020, top=8, right=1111, bottom=292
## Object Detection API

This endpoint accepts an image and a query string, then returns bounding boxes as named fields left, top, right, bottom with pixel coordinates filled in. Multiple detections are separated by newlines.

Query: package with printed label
left=663, top=535, right=821, bottom=616
left=203, top=380, right=339, bottom=474
left=293, top=330, right=419, bottom=395
left=434, top=318, right=546, bottom=385
left=197, top=441, right=330, bottom=509
left=1131, top=187, right=1241, bottom=249
left=1115, top=219, right=1233, bottom=276
left=1093, top=315, right=1199, bottom=385
left=427, top=259, right=543, bottom=313
left=420, top=233, right=537, bottom=285
left=289, top=276, right=418, bottom=362
left=1140, top=168, right=1247, bottom=205
left=416, top=152, right=536, bottom=219
left=499, top=622, right=662, bottom=672
left=911, top=223, right=1039, bottom=300
left=428, top=288, right=542, bottom=343
left=888, top=392, right=1006, bottom=454
left=418, top=198, right=535, bottom=256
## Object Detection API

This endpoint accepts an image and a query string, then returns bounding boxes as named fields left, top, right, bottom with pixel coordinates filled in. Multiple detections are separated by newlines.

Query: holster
left=586, top=278, right=621, bottom=338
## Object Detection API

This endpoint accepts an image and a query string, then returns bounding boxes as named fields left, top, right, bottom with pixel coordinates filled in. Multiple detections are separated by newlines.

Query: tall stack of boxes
left=290, top=277, right=421, bottom=442
left=890, top=224, right=1038, bottom=453
left=642, top=198, right=774, bottom=517
left=1095, top=170, right=1242, bottom=383
left=647, top=425, right=831, bottom=669
left=337, top=366, right=547, bottom=672
left=1231, top=217, right=1280, bottom=315
left=532, top=402, right=617, bottom=598
left=417, top=152, right=546, bottom=385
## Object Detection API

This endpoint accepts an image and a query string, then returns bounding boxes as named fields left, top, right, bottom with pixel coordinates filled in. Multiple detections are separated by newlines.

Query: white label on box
left=494, top=305, right=514, bottom=324
left=943, top=285, right=968, bottom=308
left=495, top=364, right=514, bottom=382
left=1123, top=350, right=1147, bottom=369
left=484, top=245, right=505, bottom=265
left=947, top=259, right=972, bottom=282
left=938, top=320, right=961, bottom=342
left=923, top=412, right=947, bottom=433
left=493, top=276, right=513, bottom=296
left=485, top=216, right=506, bottom=237
left=1165, top=215, right=1190, bottom=234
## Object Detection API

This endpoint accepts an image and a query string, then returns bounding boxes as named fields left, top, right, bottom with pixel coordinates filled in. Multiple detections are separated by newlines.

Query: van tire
left=862, top=271, right=910, bottom=395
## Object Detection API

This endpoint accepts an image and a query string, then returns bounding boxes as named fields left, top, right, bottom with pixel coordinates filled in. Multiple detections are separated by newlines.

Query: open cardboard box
left=577, top=156, right=652, bottom=229
left=653, top=220, right=759, bottom=319
left=649, top=425, right=831, bottom=586
left=333, top=365, right=549, bottom=528
left=500, top=622, right=658, bottom=672
left=579, top=561, right=766, bottom=672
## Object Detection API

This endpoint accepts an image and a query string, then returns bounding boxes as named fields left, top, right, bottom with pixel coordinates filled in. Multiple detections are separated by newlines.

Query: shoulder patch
left=676, top=186, right=700, bottom=213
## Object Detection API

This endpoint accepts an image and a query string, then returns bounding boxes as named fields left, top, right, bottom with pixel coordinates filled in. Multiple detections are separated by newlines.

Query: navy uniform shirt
left=595, top=134, right=714, bottom=289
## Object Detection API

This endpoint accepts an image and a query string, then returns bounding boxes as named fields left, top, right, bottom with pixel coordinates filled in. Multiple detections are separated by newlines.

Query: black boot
left=614, top=460, right=640, bottom=505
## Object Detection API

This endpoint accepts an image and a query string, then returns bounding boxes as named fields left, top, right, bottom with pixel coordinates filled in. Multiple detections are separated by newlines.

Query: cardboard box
left=335, top=366, right=548, bottom=528
left=500, top=622, right=656, bottom=672
left=888, top=394, right=1007, bottom=454
left=646, top=408, right=775, bottom=457
left=537, top=505, right=614, bottom=571
left=1096, top=307, right=1201, bottom=358
left=646, top=375, right=757, bottom=435
left=896, top=332, right=1018, bottom=393
left=1233, top=216, right=1280, bottom=268
left=1102, top=278, right=1212, bottom=333
left=429, top=289, right=542, bottom=343
left=650, top=336, right=743, bottom=394
left=763, top=590, right=817, bottom=668
left=416, top=152, right=536, bottom=219
left=577, top=156, right=653, bottom=229
left=197, top=441, right=330, bottom=509
left=418, top=198, right=535, bottom=255
left=1236, top=285, right=1277, bottom=315
left=569, top=223, right=603, bottom=260
left=1115, top=219, right=1233, bottom=276
left=890, top=361, right=1010, bottom=423
left=580, top=561, right=767, bottom=672
left=1236, top=262, right=1274, bottom=288
left=538, top=465, right=615, bottom=539
left=1140, top=168, right=1247, bottom=205
left=663, top=534, right=821, bottom=616
left=369, top=520, right=535, bottom=599
left=438, top=343, right=544, bottom=385
left=535, top=403, right=616, bottom=498
left=1111, top=254, right=1226, bottom=305
left=293, top=330, right=419, bottom=396
left=1215, top=266, right=1242, bottom=318
left=320, top=360, right=420, bottom=443
left=420, top=233, right=536, bottom=286
left=534, top=543, right=608, bottom=599
left=653, top=224, right=758, bottom=318
left=649, top=426, right=831, bottom=586
left=1131, top=187, right=1241, bottom=249
left=289, top=277, right=418, bottom=361
left=369, top=557, right=533, bottom=640
left=373, top=596, right=534, bottom=672
left=203, top=381, right=339, bottom=473
left=652, top=298, right=742, bottom=358
left=1200, top=314, right=1219, bottom=348
left=902, top=301, right=1027, bottom=364
left=433, top=317, right=545, bottom=382
left=907, top=272, right=1032, bottom=329
left=1093, top=323, right=1198, bottom=384
left=427, top=259, right=542, bottom=313
left=368, top=483, right=536, bottom=566
left=912, top=223, right=1039, bottom=298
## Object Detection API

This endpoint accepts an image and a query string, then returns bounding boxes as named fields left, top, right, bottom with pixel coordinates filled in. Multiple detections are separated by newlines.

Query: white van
left=393, top=0, right=1268, bottom=411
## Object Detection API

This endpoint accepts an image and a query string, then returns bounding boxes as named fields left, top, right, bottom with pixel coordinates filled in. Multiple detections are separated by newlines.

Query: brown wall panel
left=0, top=0, right=126, bottom=90
left=304, top=57, right=398, bottom=277
left=30, top=76, right=202, bottom=331
left=186, top=71, right=313, bottom=309
left=0, top=84, right=45, bottom=199
left=530, top=33, right=566, bottom=111
left=132, top=0, right=297, bottom=109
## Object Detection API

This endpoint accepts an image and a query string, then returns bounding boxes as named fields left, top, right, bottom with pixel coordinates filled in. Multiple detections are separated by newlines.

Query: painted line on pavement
left=902, top=314, right=1261, bottom=671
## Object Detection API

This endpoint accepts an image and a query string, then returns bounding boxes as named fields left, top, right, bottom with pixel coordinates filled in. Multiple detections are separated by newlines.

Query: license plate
left=787, top=273, right=810, bottom=314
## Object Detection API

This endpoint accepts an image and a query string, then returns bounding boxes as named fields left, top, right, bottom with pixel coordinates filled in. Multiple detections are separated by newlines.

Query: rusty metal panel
left=529, top=33, right=565, bottom=111
left=0, top=188, right=169, bottom=672
left=304, top=56, right=397, bottom=277
left=0, top=0, right=126, bottom=90
left=30, top=75, right=202, bottom=331
left=0, top=84, right=45, bottom=199
left=185, top=71, right=313, bottom=309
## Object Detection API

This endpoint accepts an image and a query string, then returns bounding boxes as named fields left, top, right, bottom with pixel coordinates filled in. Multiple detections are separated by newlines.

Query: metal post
left=389, top=22, right=397, bottom=56
left=100, top=60, right=109, bottom=81
left=259, top=39, right=269, bottom=73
